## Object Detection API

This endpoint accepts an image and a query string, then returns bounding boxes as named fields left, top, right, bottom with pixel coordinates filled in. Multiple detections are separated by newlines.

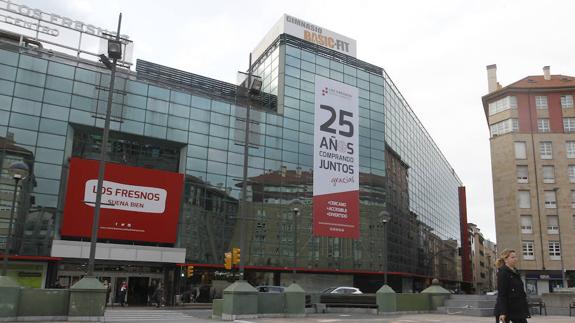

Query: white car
left=321, top=286, right=362, bottom=294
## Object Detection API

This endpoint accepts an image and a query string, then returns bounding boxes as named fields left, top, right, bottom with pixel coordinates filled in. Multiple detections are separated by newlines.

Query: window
left=547, top=215, right=559, bottom=234
left=490, top=119, right=519, bottom=136
left=542, top=165, right=555, bottom=183
left=515, top=142, right=527, bottom=159
left=572, top=190, right=575, bottom=208
left=540, top=141, right=552, bottom=159
left=536, top=96, right=548, bottom=109
left=520, top=215, right=533, bottom=234
left=564, top=118, right=575, bottom=132
left=488, top=96, right=517, bottom=115
left=569, top=166, right=575, bottom=183
left=561, top=95, right=574, bottom=108
left=518, top=191, right=531, bottom=209
left=522, top=241, right=535, bottom=260
left=567, top=141, right=575, bottom=158
left=516, top=166, right=528, bottom=183
left=548, top=241, right=561, bottom=260
left=544, top=190, right=557, bottom=208
left=538, top=119, right=550, bottom=132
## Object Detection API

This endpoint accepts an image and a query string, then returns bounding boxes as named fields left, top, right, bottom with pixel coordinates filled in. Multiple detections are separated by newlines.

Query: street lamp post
left=292, top=207, right=299, bottom=282
left=238, top=53, right=252, bottom=278
left=553, top=188, right=567, bottom=288
left=380, top=210, right=390, bottom=286
left=383, top=218, right=389, bottom=285
left=1, top=161, right=29, bottom=276
left=237, top=54, right=262, bottom=278
left=87, top=13, right=123, bottom=277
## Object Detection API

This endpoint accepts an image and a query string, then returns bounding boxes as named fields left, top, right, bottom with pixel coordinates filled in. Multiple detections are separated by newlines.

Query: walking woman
left=118, top=280, right=128, bottom=307
left=494, top=249, right=530, bottom=323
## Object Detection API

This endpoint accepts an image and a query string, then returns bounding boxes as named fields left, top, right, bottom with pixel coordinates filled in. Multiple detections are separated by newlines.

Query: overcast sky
left=8, top=0, right=575, bottom=242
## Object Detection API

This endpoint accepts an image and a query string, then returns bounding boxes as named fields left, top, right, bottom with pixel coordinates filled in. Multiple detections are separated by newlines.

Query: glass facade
left=382, top=71, right=462, bottom=242
left=0, top=29, right=462, bottom=289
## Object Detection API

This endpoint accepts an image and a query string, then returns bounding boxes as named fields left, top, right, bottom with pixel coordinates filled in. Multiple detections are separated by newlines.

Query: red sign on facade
left=61, top=158, right=184, bottom=243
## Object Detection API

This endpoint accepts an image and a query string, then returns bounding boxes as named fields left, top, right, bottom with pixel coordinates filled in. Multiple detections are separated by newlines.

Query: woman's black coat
left=494, top=265, right=530, bottom=319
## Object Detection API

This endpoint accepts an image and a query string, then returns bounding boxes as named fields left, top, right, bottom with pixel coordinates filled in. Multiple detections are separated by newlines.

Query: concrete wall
left=542, top=292, right=575, bottom=308
left=213, top=290, right=454, bottom=319
left=18, top=289, right=69, bottom=316
left=257, top=293, right=284, bottom=314
left=0, top=286, right=20, bottom=318
left=396, top=294, right=431, bottom=311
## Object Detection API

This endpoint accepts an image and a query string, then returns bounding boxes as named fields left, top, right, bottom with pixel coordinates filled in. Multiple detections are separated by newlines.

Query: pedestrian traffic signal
left=232, top=247, right=240, bottom=265
left=224, top=252, right=232, bottom=270
left=187, top=265, right=194, bottom=277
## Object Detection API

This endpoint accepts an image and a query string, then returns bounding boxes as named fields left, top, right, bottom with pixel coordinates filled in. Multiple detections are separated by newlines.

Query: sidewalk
left=248, top=313, right=574, bottom=323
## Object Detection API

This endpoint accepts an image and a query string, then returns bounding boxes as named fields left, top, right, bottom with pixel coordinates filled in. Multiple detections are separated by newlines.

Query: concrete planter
left=67, top=277, right=106, bottom=321
left=284, top=283, right=305, bottom=316
left=221, top=280, right=258, bottom=321
left=376, top=284, right=396, bottom=313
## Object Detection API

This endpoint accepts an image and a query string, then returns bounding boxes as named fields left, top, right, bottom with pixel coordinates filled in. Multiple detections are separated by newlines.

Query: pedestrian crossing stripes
left=104, top=309, right=191, bottom=322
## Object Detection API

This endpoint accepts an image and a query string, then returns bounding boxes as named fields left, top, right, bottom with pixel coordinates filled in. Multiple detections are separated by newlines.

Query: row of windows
left=490, top=117, right=575, bottom=136
left=535, top=95, right=574, bottom=109
left=489, top=94, right=574, bottom=116
left=516, top=190, right=575, bottom=209
left=514, top=141, right=575, bottom=159
left=0, top=52, right=244, bottom=109
left=520, top=214, right=564, bottom=234
left=522, top=240, right=563, bottom=260
left=489, top=96, right=517, bottom=115
left=490, top=118, right=518, bottom=136
left=536, top=118, right=575, bottom=132
left=516, top=164, right=575, bottom=184
left=285, top=45, right=380, bottom=83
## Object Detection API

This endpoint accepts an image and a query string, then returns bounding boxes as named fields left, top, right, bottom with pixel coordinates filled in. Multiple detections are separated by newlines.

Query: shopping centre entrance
left=54, top=262, right=165, bottom=306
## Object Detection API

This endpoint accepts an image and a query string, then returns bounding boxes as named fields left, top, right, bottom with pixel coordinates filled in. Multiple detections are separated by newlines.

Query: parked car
left=321, top=286, right=362, bottom=294
left=256, top=285, right=286, bottom=293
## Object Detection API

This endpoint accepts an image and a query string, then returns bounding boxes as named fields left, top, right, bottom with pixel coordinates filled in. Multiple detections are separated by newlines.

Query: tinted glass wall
left=0, top=36, right=461, bottom=280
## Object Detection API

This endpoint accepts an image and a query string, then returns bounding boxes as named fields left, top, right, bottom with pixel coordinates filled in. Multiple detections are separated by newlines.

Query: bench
left=527, top=297, right=546, bottom=316
left=319, top=294, right=377, bottom=308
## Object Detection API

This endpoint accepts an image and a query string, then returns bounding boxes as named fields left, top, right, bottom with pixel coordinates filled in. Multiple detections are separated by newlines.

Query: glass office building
left=0, top=15, right=462, bottom=300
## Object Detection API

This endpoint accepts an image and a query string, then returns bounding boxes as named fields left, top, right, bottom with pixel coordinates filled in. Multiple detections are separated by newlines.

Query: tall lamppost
left=553, top=188, right=567, bottom=288
left=292, top=207, right=299, bottom=282
left=380, top=210, right=390, bottom=286
left=237, top=53, right=262, bottom=278
left=1, top=161, right=29, bottom=276
left=86, top=13, right=123, bottom=277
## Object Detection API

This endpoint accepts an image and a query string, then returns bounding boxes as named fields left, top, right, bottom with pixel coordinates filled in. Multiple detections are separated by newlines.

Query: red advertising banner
left=313, top=76, right=360, bottom=239
left=61, top=158, right=184, bottom=243
left=313, top=191, right=360, bottom=238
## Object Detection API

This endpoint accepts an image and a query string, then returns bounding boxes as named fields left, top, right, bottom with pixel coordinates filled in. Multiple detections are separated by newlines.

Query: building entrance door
left=128, top=277, right=150, bottom=305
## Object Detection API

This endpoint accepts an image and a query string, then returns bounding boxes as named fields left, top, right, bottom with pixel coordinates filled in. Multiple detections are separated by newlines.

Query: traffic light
left=224, top=252, right=232, bottom=270
left=187, top=265, right=194, bottom=277
left=232, top=247, right=240, bottom=265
